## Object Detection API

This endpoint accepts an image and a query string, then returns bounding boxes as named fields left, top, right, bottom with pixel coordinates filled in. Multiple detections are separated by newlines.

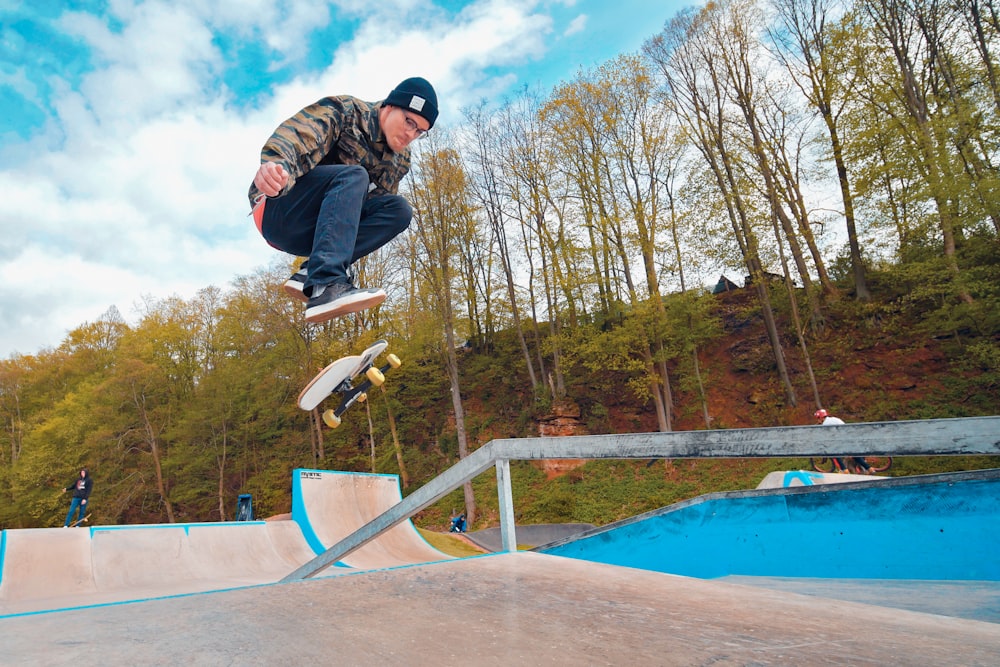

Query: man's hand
left=254, top=162, right=288, bottom=197
left=81, top=499, right=87, bottom=505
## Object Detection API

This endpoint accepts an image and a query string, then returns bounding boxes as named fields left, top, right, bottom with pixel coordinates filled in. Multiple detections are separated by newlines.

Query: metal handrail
left=280, top=416, right=1000, bottom=581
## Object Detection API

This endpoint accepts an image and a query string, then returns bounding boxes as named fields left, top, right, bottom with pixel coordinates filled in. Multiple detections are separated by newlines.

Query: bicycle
left=809, top=455, right=892, bottom=474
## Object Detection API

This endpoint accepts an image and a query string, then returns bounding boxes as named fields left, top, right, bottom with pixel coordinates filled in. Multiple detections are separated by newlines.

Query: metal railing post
left=496, top=459, right=517, bottom=552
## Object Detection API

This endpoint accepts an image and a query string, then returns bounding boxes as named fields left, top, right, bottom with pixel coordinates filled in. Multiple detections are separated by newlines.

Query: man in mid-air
left=250, top=77, right=439, bottom=323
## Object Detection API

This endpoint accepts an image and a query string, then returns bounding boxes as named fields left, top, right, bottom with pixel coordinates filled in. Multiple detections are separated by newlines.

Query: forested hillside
left=2, top=0, right=998, bottom=530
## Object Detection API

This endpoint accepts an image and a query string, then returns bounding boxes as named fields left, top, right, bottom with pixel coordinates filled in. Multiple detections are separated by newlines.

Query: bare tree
left=406, top=140, right=478, bottom=523
left=646, top=3, right=798, bottom=405
left=770, top=0, right=871, bottom=300
left=464, top=100, right=540, bottom=392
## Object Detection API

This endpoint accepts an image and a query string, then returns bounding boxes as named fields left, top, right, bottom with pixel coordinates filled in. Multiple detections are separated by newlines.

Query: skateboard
left=69, top=514, right=90, bottom=527
left=297, top=339, right=401, bottom=428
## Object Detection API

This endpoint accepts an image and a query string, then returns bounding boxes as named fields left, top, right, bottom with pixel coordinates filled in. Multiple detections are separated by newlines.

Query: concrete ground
left=1, top=552, right=998, bottom=666
left=464, top=522, right=596, bottom=551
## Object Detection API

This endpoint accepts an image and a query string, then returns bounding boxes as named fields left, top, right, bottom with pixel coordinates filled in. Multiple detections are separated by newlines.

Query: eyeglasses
left=398, top=108, right=429, bottom=139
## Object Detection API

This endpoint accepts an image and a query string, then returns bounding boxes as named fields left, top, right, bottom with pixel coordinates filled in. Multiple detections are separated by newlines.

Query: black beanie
left=385, top=77, right=439, bottom=128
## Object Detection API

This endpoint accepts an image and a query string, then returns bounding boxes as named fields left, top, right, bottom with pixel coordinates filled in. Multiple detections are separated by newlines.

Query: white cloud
left=0, top=66, right=39, bottom=106
left=564, top=14, right=587, bottom=37
left=61, top=4, right=222, bottom=123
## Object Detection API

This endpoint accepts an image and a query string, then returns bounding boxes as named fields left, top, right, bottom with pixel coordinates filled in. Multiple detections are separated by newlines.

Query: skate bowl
left=541, top=469, right=1000, bottom=581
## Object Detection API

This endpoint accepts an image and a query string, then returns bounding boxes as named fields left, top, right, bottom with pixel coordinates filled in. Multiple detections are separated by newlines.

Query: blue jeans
left=64, top=497, right=88, bottom=526
left=260, top=164, right=412, bottom=294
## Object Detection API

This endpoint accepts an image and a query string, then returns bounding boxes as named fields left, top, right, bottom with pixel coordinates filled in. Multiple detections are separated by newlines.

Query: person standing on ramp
left=62, top=468, right=93, bottom=527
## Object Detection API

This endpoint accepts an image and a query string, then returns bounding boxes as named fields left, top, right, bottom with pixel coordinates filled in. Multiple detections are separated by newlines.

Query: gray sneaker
left=283, top=261, right=309, bottom=302
left=305, top=282, right=386, bottom=323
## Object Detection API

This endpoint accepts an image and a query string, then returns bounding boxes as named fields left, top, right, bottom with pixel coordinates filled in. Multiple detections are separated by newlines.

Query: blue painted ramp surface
left=542, top=470, right=1000, bottom=581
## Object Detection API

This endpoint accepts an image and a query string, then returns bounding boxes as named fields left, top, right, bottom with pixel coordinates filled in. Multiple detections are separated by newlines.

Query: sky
left=0, top=0, right=692, bottom=359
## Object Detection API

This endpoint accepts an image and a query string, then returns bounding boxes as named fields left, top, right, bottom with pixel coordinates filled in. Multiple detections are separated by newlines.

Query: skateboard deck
left=297, top=339, right=401, bottom=428
left=70, top=514, right=90, bottom=527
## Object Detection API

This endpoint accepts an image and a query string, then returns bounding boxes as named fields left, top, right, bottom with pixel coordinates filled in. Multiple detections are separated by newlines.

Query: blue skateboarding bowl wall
left=540, top=470, right=1000, bottom=581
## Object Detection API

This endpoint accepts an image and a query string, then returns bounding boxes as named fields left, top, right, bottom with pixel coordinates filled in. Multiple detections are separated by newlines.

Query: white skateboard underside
left=297, top=339, right=388, bottom=411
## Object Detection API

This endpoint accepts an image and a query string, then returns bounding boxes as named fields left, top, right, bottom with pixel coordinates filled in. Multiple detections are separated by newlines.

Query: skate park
left=1, top=417, right=999, bottom=664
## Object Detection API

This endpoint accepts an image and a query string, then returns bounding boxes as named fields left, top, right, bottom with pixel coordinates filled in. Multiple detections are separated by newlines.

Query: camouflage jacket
left=248, top=96, right=410, bottom=206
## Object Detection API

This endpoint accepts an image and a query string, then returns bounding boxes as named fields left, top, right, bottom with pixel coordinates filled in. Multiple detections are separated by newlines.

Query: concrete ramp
left=0, top=520, right=317, bottom=615
left=756, top=469, right=890, bottom=488
left=0, top=469, right=450, bottom=615
left=88, top=522, right=317, bottom=593
left=291, top=469, right=452, bottom=569
left=0, top=528, right=96, bottom=602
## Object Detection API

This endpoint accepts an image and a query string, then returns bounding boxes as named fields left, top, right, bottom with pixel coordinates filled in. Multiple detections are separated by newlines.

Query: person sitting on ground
left=249, top=77, right=439, bottom=323
left=814, top=409, right=873, bottom=474
left=450, top=513, right=466, bottom=533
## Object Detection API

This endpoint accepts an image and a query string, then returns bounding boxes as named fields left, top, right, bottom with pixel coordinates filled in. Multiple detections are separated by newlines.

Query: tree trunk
left=771, top=212, right=822, bottom=408
left=443, top=326, right=476, bottom=524
left=216, top=420, right=227, bottom=521
left=365, top=400, right=376, bottom=473
left=132, top=383, right=175, bottom=523
left=380, top=385, right=409, bottom=488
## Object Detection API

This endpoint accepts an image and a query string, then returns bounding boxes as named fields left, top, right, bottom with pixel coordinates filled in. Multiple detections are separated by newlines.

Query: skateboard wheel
left=387, top=353, right=401, bottom=369
left=322, top=409, right=342, bottom=429
left=358, top=392, right=367, bottom=403
left=366, top=366, right=385, bottom=386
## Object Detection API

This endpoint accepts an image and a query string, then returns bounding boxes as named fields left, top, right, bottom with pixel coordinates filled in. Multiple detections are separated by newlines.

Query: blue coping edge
left=83, top=521, right=267, bottom=534
left=541, top=469, right=1000, bottom=581
left=290, top=468, right=403, bottom=562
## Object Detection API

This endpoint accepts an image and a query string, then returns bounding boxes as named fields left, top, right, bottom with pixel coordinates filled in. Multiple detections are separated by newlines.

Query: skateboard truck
left=322, top=353, right=401, bottom=428
left=297, top=340, right=402, bottom=428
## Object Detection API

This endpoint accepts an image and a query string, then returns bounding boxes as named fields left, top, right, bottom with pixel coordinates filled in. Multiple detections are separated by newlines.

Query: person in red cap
left=250, top=77, right=439, bottom=323
left=814, top=409, right=872, bottom=473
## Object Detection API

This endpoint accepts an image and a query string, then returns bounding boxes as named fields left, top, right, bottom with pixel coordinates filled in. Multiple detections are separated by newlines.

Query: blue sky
left=0, top=0, right=692, bottom=358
